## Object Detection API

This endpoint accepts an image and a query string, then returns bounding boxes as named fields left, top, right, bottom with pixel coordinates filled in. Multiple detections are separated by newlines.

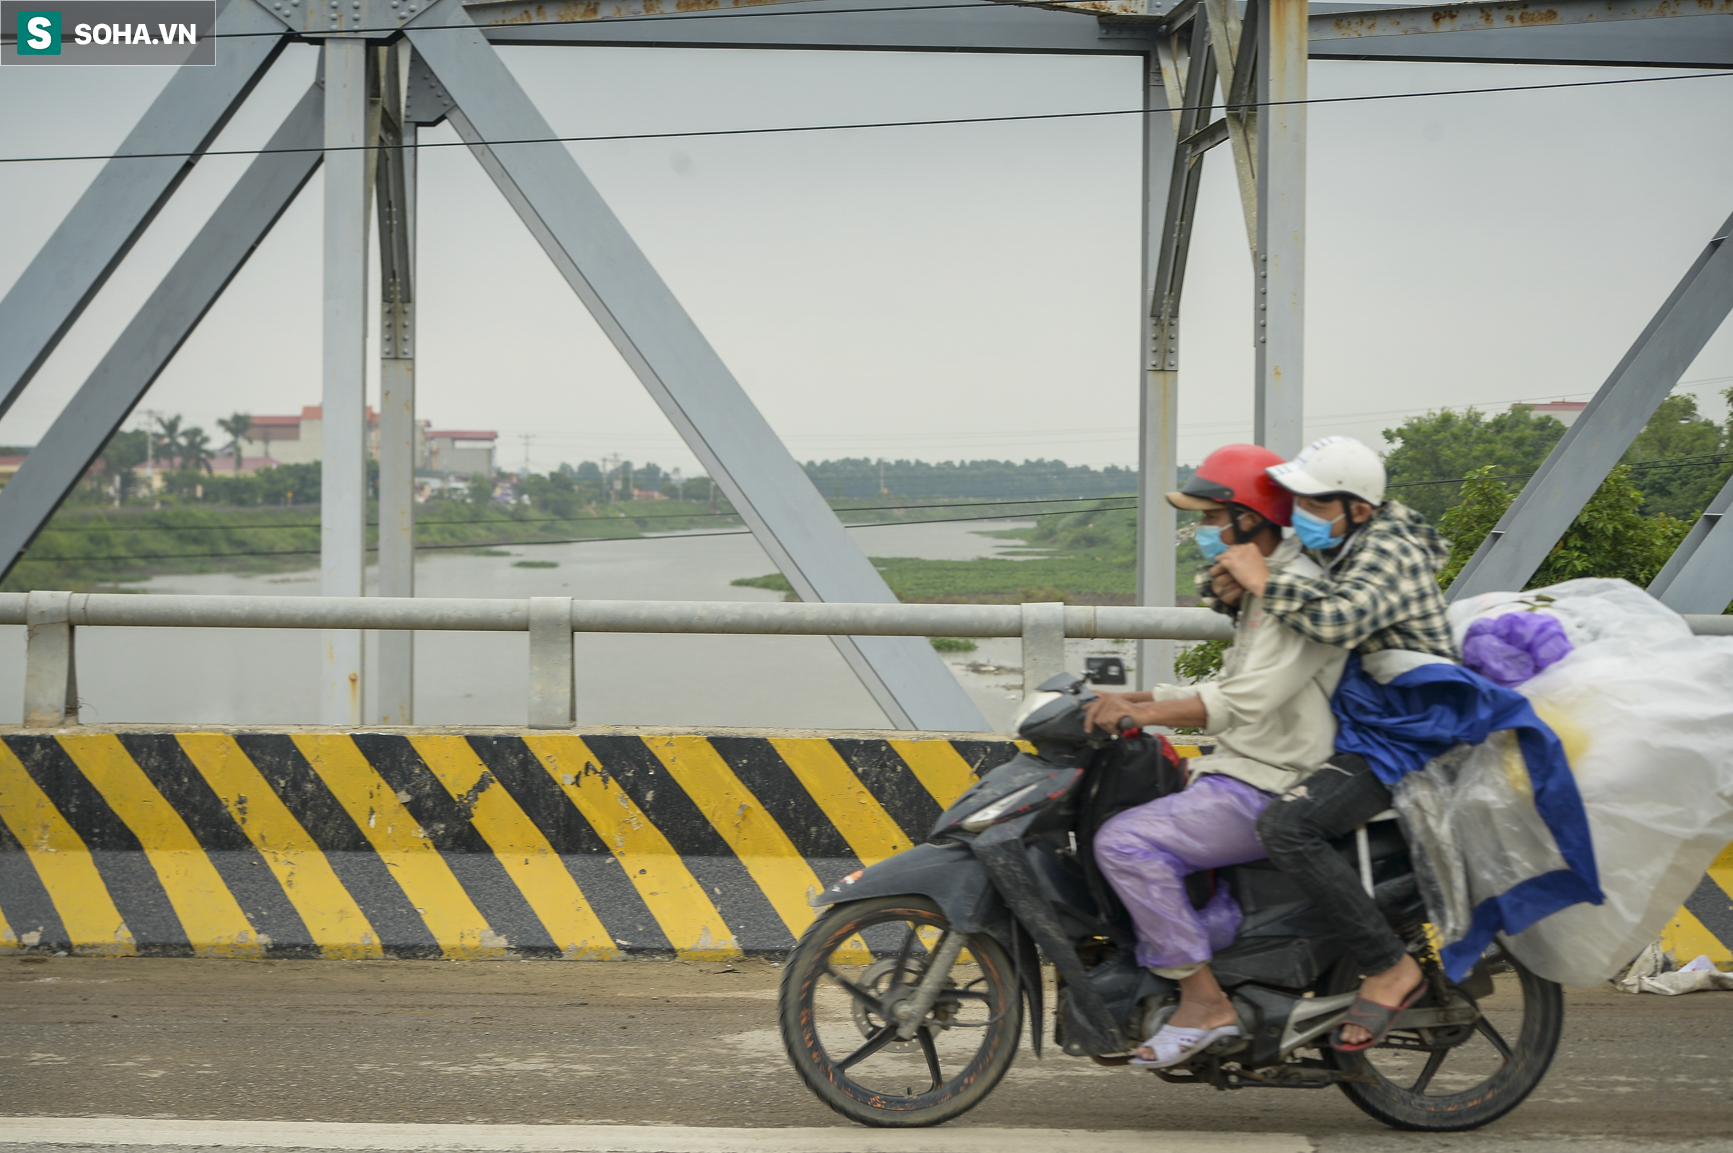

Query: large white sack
left=1450, top=579, right=1733, bottom=987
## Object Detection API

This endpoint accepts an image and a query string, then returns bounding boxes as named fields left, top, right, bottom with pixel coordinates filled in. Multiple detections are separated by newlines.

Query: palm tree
left=153, top=414, right=184, bottom=468
left=180, top=427, right=215, bottom=475
left=216, top=412, right=252, bottom=473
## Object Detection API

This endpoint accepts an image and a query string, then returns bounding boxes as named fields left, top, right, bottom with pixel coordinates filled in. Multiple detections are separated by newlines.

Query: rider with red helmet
left=1082, top=445, right=1349, bottom=1070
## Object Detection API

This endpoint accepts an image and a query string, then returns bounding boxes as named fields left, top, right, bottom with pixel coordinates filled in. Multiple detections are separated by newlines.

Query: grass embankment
left=3, top=501, right=731, bottom=592
left=9, top=493, right=1173, bottom=597
left=734, top=501, right=1204, bottom=605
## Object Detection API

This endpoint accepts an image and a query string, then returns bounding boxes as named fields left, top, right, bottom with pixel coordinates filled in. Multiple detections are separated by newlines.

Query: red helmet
left=1165, top=444, right=1293, bottom=527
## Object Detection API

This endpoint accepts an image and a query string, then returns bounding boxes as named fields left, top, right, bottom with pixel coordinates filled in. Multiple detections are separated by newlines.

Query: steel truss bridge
left=1, top=0, right=1729, bottom=730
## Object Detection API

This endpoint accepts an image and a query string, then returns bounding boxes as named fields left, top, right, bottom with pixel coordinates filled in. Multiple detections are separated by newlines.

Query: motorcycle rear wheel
left=1322, top=948, right=1563, bottom=1131
left=779, top=895, right=1022, bottom=1128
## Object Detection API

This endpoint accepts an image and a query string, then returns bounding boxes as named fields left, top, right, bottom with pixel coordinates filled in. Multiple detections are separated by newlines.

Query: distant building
left=0, top=454, right=24, bottom=490
left=1520, top=400, right=1587, bottom=427
left=233, top=407, right=494, bottom=487
left=424, top=430, right=497, bottom=479
left=238, top=406, right=388, bottom=466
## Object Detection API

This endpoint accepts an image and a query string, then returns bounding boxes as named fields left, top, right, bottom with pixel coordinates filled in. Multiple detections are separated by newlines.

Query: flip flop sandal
left=1331, top=980, right=1428, bottom=1053
left=1129, top=1023, right=1243, bottom=1069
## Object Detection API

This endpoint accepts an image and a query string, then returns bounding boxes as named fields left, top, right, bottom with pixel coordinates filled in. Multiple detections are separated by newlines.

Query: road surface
left=2, top=955, right=1728, bottom=1152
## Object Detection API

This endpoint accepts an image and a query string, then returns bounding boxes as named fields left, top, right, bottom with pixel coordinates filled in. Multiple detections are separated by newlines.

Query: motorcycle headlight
left=959, top=782, right=1044, bottom=832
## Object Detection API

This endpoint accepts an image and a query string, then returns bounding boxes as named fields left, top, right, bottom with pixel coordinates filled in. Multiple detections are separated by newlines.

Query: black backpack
left=1074, top=732, right=1215, bottom=927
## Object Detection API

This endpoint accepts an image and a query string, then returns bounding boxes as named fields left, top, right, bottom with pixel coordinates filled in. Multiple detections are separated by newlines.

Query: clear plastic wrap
left=1435, top=579, right=1733, bottom=986
left=1394, top=734, right=1570, bottom=952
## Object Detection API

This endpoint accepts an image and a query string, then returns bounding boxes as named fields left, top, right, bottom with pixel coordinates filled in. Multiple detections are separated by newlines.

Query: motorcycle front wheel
left=779, top=895, right=1022, bottom=1128
left=1322, top=947, right=1564, bottom=1131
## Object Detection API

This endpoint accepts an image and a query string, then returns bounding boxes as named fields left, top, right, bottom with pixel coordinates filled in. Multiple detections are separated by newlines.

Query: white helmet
left=1265, top=436, right=1387, bottom=505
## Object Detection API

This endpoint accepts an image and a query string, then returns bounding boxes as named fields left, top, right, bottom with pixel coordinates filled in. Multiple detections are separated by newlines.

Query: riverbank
left=3, top=496, right=1094, bottom=593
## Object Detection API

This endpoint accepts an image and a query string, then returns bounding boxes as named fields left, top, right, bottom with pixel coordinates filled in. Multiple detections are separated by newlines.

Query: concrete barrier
left=1660, top=842, right=1733, bottom=966
left=1, top=727, right=1220, bottom=960
left=4, top=727, right=1725, bottom=966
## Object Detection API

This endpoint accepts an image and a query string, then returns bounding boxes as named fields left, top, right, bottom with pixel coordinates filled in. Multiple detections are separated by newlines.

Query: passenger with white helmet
left=1210, top=436, right=1461, bottom=1051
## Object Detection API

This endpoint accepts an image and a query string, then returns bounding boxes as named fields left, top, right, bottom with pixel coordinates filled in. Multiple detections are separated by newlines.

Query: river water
left=0, top=519, right=1135, bottom=733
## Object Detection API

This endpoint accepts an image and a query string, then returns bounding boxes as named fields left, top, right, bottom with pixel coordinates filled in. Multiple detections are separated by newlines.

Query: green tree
left=1620, top=394, right=1730, bottom=520
left=153, top=413, right=184, bottom=467
left=1382, top=407, right=1566, bottom=521
left=1438, top=465, right=1689, bottom=590
left=520, top=469, right=585, bottom=520
left=216, top=412, right=252, bottom=474
left=180, top=427, right=215, bottom=474
left=98, top=428, right=149, bottom=503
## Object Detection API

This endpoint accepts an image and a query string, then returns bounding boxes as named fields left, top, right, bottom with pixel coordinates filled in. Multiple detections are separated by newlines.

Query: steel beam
left=1309, top=0, right=1733, bottom=42
left=376, top=43, right=418, bottom=725
left=1648, top=471, right=1733, bottom=615
left=1136, top=40, right=1187, bottom=690
left=1253, top=0, right=1306, bottom=458
left=465, top=0, right=1158, bottom=53
left=1448, top=211, right=1733, bottom=600
left=0, top=0, right=286, bottom=421
left=321, top=39, right=375, bottom=726
left=1307, top=16, right=1732, bottom=67
left=464, top=0, right=1730, bottom=66
left=0, top=84, right=326, bottom=584
left=407, top=15, right=989, bottom=731
left=1202, top=0, right=1258, bottom=251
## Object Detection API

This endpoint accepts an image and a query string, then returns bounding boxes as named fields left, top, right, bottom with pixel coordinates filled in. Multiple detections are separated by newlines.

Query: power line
left=5, top=69, right=1729, bottom=166
left=30, top=444, right=1733, bottom=543
left=1387, top=449, right=1733, bottom=489
left=21, top=451, right=1733, bottom=562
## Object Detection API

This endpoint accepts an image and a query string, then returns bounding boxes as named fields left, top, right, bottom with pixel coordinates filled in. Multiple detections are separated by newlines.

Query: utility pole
left=137, top=407, right=163, bottom=500
left=602, top=452, right=620, bottom=502
left=520, top=432, right=533, bottom=477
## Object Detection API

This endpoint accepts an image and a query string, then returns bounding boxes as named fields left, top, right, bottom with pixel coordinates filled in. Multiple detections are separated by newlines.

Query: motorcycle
left=778, top=673, right=1564, bottom=1130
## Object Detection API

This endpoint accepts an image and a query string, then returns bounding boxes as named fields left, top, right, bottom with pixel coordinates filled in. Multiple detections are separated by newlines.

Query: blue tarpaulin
left=1332, top=655, right=1603, bottom=980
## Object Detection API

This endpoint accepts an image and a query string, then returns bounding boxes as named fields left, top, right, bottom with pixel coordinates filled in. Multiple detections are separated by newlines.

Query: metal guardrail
left=3, top=590, right=1235, bottom=729
left=6, top=590, right=1730, bottom=729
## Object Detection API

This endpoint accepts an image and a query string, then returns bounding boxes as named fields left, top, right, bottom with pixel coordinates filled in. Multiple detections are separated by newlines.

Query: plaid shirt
left=1259, top=500, right=1460, bottom=660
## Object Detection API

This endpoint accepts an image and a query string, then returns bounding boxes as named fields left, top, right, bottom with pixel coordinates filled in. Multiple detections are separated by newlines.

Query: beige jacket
left=1150, top=537, right=1347, bottom=794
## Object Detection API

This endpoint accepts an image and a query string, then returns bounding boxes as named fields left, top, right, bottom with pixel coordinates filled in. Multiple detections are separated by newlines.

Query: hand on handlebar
left=1083, top=691, right=1144, bottom=734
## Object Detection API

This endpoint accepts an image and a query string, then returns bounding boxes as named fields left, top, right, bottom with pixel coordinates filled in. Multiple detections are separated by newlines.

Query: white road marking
left=0, top=1117, right=1312, bottom=1153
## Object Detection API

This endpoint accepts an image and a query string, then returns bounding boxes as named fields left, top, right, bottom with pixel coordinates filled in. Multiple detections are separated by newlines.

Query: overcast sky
left=3, top=25, right=1731, bottom=478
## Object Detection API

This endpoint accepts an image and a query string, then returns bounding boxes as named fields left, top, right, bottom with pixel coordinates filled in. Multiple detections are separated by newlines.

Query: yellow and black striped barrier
left=1661, top=843, right=1733, bottom=966
left=1, top=728, right=1126, bottom=960
left=5, top=728, right=1727, bottom=967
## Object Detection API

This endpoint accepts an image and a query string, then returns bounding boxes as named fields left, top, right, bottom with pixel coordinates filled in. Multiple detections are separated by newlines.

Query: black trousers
left=1255, top=753, right=1409, bottom=976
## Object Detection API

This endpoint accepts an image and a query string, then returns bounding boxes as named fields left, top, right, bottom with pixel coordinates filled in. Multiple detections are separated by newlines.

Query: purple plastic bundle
left=1461, top=611, right=1574, bottom=688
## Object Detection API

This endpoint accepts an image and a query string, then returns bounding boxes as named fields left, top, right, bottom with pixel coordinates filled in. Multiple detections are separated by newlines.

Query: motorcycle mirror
left=1034, top=672, right=1088, bottom=694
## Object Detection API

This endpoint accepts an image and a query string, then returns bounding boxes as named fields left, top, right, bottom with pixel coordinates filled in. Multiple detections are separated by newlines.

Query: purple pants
left=1094, top=773, right=1274, bottom=972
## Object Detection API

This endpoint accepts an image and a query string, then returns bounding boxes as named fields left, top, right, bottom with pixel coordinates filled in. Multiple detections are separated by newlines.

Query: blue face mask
left=1292, top=505, right=1343, bottom=550
left=1195, top=525, right=1227, bottom=563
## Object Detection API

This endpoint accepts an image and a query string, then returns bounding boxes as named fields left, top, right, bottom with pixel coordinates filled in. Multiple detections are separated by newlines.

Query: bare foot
left=1339, top=953, right=1423, bottom=1047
